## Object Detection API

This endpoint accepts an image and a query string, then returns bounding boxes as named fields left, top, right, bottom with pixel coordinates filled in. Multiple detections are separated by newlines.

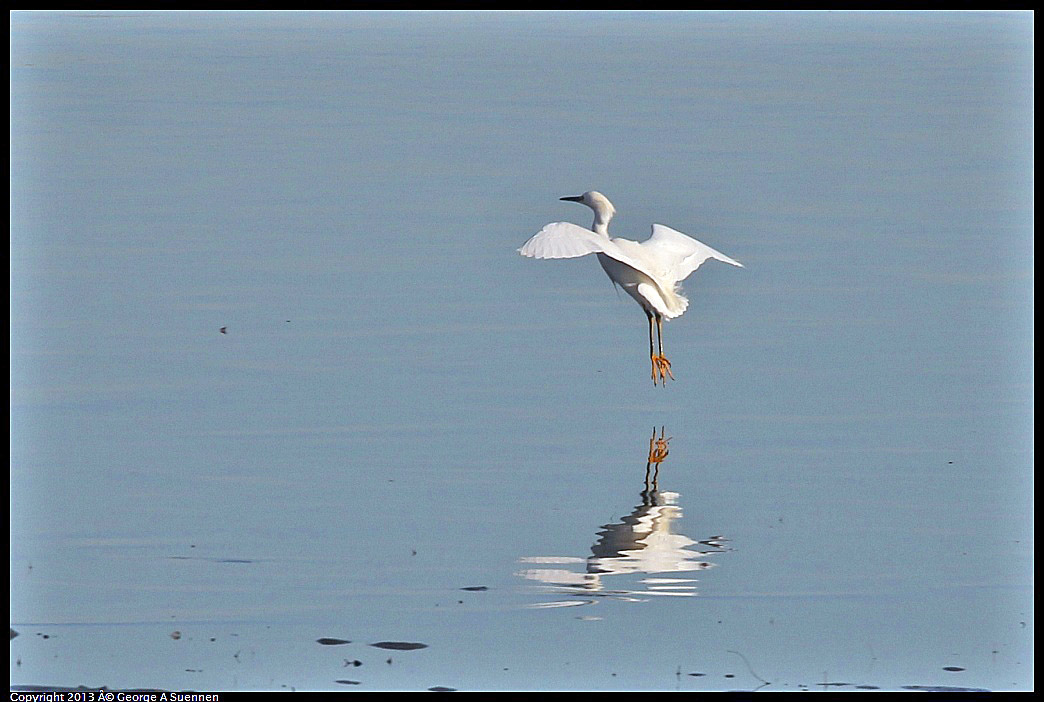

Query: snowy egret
left=518, top=191, right=743, bottom=385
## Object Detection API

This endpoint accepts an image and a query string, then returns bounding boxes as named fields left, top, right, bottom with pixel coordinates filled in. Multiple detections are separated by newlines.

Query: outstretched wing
left=642, top=223, right=743, bottom=283
left=518, top=221, right=657, bottom=281
left=518, top=221, right=612, bottom=259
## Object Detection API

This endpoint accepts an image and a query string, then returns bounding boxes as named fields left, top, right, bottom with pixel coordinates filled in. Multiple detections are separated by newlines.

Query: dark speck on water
left=943, top=666, right=966, bottom=672
left=428, top=687, right=457, bottom=692
left=460, top=586, right=488, bottom=591
left=371, top=641, right=428, bottom=650
left=317, top=637, right=352, bottom=646
left=335, top=680, right=361, bottom=685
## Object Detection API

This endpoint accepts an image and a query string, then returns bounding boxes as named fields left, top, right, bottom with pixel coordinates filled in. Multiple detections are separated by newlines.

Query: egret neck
left=561, top=193, right=614, bottom=236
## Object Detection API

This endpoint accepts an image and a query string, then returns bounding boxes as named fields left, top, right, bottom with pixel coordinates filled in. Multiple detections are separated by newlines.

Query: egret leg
left=647, top=312, right=658, bottom=384
left=655, top=314, right=674, bottom=385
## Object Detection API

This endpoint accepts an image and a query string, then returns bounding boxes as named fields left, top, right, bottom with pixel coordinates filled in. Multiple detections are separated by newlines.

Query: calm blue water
left=10, top=10, right=1033, bottom=692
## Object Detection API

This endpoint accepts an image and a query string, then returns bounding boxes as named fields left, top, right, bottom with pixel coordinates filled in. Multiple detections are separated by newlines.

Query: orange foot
left=651, top=354, right=674, bottom=386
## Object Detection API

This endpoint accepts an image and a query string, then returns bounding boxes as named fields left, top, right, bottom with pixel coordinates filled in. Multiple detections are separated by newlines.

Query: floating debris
left=170, top=631, right=181, bottom=640
left=335, top=680, right=361, bottom=686
left=10, top=629, right=18, bottom=640
left=343, top=659, right=362, bottom=667
left=460, top=586, right=488, bottom=592
left=219, top=327, right=227, bottom=334
left=371, top=641, right=428, bottom=651
left=317, top=637, right=352, bottom=646
left=428, top=687, right=457, bottom=692
left=688, top=673, right=706, bottom=677
left=943, top=666, right=966, bottom=672
left=902, top=686, right=990, bottom=693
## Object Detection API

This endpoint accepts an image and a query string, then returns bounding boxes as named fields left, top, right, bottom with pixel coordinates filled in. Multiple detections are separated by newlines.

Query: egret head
left=561, top=190, right=615, bottom=214
left=560, top=191, right=615, bottom=233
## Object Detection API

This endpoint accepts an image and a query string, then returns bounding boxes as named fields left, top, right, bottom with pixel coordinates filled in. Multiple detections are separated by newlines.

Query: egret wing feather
left=519, top=222, right=659, bottom=282
left=637, top=282, right=686, bottom=319
left=644, top=223, right=744, bottom=282
left=518, top=221, right=607, bottom=259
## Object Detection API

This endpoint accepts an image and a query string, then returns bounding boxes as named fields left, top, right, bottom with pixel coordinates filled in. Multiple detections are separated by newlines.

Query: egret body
left=518, top=191, right=742, bottom=385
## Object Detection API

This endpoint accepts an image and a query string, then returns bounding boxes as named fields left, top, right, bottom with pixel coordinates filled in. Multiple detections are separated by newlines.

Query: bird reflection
left=517, top=428, right=730, bottom=608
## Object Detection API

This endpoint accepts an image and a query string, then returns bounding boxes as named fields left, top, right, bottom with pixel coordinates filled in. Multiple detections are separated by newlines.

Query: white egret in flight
left=518, top=191, right=743, bottom=386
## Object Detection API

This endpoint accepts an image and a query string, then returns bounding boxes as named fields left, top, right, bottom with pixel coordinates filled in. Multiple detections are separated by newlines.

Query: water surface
left=10, top=10, right=1033, bottom=691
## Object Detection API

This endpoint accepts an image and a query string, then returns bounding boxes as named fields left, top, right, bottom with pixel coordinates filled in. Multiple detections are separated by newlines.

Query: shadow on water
left=516, top=428, right=732, bottom=609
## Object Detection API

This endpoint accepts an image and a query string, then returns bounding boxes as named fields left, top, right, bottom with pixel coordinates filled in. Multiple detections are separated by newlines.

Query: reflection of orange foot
left=648, top=427, right=671, bottom=464
left=651, top=354, right=674, bottom=386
